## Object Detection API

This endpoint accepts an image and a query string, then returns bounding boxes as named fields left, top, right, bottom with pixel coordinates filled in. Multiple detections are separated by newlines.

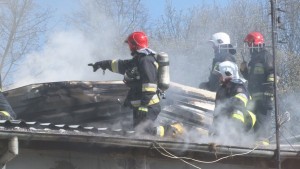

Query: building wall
left=6, top=148, right=264, bottom=169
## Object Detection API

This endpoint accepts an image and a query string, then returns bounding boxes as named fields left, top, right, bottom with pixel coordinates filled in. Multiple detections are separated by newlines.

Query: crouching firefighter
left=88, top=31, right=182, bottom=137
left=211, top=61, right=256, bottom=138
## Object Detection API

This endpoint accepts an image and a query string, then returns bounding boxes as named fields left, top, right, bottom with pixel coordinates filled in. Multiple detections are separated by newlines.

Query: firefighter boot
left=156, top=122, right=185, bottom=138
left=0, top=111, right=13, bottom=120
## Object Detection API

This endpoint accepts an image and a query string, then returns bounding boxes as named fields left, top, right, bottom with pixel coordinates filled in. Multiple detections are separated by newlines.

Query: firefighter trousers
left=132, top=103, right=161, bottom=134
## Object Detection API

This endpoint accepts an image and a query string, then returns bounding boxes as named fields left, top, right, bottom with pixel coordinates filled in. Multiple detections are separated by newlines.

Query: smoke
left=10, top=30, right=212, bottom=89
left=278, top=92, right=300, bottom=140
left=8, top=0, right=268, bottom=149
left=10, top=30, right=124, bottom=89
left=10, top=0, right=214, bottom=89
left=210, top=120, right=256, bottom=146
left=150, top=40, right=213, bottom=88
left=180, top=113, right=257, bottom=147
left=170, top=49, right=212, bottom=88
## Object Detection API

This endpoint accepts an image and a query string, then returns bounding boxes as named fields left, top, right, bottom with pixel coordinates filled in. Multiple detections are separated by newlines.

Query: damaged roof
left=1, top=81, right=300, bottom=163
left=4, top=81, right=215, bottom=129
left=0, top=119, right=299, bottom=161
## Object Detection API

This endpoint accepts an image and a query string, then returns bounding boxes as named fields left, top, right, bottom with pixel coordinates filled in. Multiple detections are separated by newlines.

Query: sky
left=35, top=0, right=209, bottom=49
left=37, top=0, right=79, bottom=31
left=37, top=0, right=209, bottom=29
left=143, top=0, right=207, bottom=19
left=40, top=0, right=205, bottom=17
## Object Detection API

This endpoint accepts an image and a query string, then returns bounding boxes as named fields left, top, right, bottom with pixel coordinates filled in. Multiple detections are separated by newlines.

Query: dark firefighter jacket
left=214, top=80, right=256, bottom=131
left=0, top=76, right=16, bottom=119
left=240, top=48, right=274, bottom=96
left=103, top=48, right=159, bottom=108
left=208, top=49, right=236, bottom=91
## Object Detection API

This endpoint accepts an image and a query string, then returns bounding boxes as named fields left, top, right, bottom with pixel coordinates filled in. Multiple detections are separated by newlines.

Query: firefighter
left=200, top=32, right=236, bottom=91
left=240, top=32, right=275, bottom=139
left=0, top=75, right=16, bottom=120
left=88, top=31, right=183, bottom=137
left=212, top=61, right=256, bottom=137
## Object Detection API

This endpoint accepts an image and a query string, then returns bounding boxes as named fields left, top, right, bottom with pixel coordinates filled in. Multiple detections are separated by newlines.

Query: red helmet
left=244, top=32, right=264, bottom=47
left=125, top=31, right=148, bottom=52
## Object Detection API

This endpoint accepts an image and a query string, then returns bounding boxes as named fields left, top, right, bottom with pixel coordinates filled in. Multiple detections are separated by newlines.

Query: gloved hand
left=88, top=60, right=110, bottom=72
left=240, top=61, right=248, bottom=72
left=136, top=106, right=148, bottom=119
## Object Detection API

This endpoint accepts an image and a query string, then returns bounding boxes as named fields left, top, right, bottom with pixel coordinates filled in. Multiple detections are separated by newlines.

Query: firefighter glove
left=137, top=106, right=148, bottom=119
left=88, top=60, right=110, bottom=72
left=240, top=61, right=248, bottom=72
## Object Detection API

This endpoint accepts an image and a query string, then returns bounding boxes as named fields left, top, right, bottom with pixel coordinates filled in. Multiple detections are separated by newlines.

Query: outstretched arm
left=88, top=59, right=134, bottom=75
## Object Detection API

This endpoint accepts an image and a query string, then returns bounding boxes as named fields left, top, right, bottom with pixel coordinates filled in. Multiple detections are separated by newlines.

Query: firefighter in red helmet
left=88, top=31, right=183, bottom=137
left=125, top=31, right=148, bottom=53
left=240, top=32, right=275, bottom=140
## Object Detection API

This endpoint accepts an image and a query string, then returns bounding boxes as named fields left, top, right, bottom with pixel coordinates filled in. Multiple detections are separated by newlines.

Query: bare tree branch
left=0, top=0, right=50, bottom=86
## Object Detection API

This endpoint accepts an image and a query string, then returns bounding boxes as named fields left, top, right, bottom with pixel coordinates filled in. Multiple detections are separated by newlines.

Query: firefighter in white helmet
left=200, top=32, right=237, bottom=91
left=211, top=61, right=256, bottom=137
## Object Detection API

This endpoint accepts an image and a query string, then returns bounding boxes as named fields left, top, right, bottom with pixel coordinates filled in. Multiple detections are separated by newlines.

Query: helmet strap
left=131, top=51, right=138, bottom=57
left=220, top=76, right=232, bottom=84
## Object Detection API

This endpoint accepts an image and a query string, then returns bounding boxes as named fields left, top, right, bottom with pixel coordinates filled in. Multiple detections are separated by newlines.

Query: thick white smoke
left=10, top=30, right=124, bottom=89
left=8, top=1, right=264, bottom=148
left=12, top=30, right=89, bottom=85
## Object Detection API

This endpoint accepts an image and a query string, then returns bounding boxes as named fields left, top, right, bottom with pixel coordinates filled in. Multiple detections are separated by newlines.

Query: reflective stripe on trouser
left=248, top=111, right=256, bottom=127
left=142, top=83, right=157, bottom=92
left=138, top=106, right=148, bottom=112
left=130, top=94, right=160, bottom=107
left=267, top=74, right=275, bottom=83
left=244, top=110, right=257, bottom=132
left=133, top=103, right=161, bottom=128
left=234, top=93, right=248, bottom=107
left=232, top=110, right=245, bottom=123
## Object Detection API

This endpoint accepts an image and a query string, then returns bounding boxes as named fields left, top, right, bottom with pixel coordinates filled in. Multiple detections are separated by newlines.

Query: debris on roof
left=4, top=81, right=215, bottom=132
left=1, top=81, right=300, bottom=169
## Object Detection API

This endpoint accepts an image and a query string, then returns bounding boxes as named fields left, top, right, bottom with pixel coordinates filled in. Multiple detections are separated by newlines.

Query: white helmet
left=214, top=61, right=239, bottom=80
left=209, top=32, right=231, bottom=46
